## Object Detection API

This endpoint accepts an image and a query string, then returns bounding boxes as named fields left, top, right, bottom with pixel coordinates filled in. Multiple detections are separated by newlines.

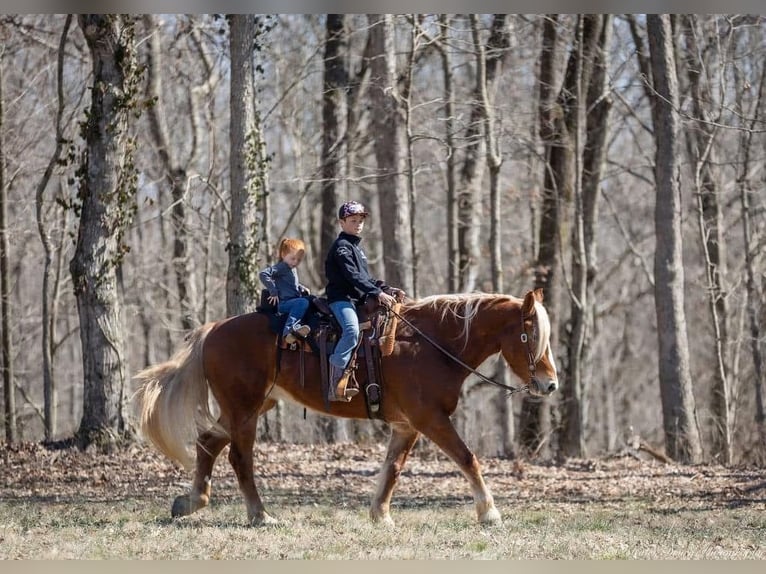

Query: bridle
left=520, top=309, right=540, bottom=390
left=386, top=304, right=539, bottom=395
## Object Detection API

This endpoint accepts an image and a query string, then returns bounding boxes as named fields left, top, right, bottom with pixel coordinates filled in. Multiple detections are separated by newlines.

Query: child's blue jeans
left=278, top=297, right=309, bottom=336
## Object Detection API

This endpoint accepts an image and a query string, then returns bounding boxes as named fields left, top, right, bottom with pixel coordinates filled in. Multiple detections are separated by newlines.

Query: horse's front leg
left=412, top=414, right=502, bottom=525
left=227, top=409, right=277, bottom=526
left=370, top=423, right=420, bottom=527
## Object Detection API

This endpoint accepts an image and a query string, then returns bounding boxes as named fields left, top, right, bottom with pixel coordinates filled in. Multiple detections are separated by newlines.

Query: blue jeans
left=329, top=300, right=359, bottom=369
left=278, top=297, right=310, bottom=336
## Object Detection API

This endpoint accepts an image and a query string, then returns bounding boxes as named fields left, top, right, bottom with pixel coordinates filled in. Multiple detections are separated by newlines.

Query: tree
left=457, top=15, right=509, bottom=293
left=143, top=14, right=200, bottom=332
left=438, top=15, right=459, bottom=293
left=226, top=14, right=266, bottom=316
left=646, top=13, right=702, bottom=463
left=320, top=14, right=347, bottom=278
left=0, top=39, right=16, bottom=444
left=519, top=14, right=559, bottom=460
left=35, top=15, right=73, bottom=440
left=70, top=15, right=141, bottom=448
left=368, top=14, right=413, bottom=293
left=561, top=14, right=608, bottom=458
left=734, top=48, right=766, bottom=460
left=679, top=14, right=732, bottom=463
left=467, top=13, right=515, bottom=457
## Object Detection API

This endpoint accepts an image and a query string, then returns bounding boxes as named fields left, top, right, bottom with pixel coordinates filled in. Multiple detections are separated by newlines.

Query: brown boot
left=328, top=364, right=359, bottom=402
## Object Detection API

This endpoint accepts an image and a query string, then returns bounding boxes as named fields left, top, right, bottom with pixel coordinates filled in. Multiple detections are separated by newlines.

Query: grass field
left=1, top=442, right=764, bottom=559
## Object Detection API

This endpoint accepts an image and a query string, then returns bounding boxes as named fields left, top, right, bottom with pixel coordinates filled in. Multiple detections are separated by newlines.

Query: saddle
left=257, top=290, right=400, bottom=419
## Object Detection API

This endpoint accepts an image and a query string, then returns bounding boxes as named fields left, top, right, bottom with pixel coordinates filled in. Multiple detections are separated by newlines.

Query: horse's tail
left=132, top=321, right=226, bottom=470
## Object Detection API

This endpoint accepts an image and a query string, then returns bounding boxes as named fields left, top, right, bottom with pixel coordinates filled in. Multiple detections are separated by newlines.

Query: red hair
left=278, top=237, right=306, bottom=258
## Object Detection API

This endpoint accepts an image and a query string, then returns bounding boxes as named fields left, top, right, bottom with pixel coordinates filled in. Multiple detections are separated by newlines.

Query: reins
left=386, top=304, right=530, bottom=396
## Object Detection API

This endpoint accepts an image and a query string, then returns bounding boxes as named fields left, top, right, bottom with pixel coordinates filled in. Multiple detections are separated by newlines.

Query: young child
left=259, top=238, right=312, bottom=344
left=324, top=201, right=405, bottom=401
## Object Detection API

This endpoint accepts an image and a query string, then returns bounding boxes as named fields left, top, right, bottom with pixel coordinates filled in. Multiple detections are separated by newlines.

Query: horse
left=132, top=288, right=559, bottom=527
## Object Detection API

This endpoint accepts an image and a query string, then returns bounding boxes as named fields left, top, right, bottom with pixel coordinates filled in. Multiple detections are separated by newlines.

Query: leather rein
left=385, top=304, right=538, bottom=396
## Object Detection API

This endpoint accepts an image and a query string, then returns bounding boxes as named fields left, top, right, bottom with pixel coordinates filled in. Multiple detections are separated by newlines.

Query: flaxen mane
left=402, top=292, right=551, bottom=361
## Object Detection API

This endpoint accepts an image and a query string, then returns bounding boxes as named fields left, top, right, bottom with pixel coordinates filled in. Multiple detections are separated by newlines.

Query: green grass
left=0, top=497, right=763, bottom=559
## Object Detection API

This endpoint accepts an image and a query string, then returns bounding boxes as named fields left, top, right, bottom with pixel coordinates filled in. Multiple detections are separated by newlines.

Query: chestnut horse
left=133, top=289, right=558, bottom=527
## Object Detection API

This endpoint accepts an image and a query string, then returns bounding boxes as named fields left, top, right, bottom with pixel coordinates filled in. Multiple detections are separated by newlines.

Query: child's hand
left=268, top=295, right=279, bottom=306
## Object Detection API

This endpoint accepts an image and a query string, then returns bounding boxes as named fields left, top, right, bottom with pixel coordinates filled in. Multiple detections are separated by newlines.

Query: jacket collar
left=339, top=231, right=362, bottom=245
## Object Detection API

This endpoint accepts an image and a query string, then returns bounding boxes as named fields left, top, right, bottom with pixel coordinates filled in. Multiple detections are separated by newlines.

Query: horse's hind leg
left=228, top=411, right=277, bottom=526
left=412, top=414, right=502, bottom=525
left=370, top=423, right=420, bottom=527
left=172, top=427, right=230, bottom=518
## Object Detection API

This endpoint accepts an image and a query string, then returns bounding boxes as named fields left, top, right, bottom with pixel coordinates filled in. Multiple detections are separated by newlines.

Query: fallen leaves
left=0, top=440, right=764, bottom=512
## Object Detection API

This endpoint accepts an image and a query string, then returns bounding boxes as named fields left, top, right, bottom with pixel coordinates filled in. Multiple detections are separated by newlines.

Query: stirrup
left=328, top=368, right=359, bottom=402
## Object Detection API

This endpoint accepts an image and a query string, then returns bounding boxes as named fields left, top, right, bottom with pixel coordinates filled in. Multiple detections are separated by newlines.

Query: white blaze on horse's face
left=536, top=345, right=559, bottom=395
left=528, top=301, right=559, bottom=396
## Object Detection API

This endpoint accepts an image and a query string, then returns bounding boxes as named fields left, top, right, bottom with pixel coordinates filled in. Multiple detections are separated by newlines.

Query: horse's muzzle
left=531, top=377, right=559, bottom=395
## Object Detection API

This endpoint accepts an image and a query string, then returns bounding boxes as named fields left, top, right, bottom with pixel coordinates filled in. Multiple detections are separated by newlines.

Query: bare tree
left=561, top=14, right=608, bottom=458
left=227, top=14, right=265, bottom=316
left=679, top=14, right=732, bottom=463
left=143, top=14, right=200, bottom=331
left=456, top=15, right=509, bottom=293
left=439, top=15, right=459, bottom=293
left=34, top=15, right=73, bottom=440
left=70, top=15, right=141, bottom=448
left=468, top=13, right=515, bottom=457
left=519, top=14, right=559, bottom=459
left=646, top=13, right=702, bottom=463
left=0, top=41, right=15, bottom=444
left=319, top=14, right=353, bottom=444
left=735, top=53, right=766, bottom=459
left=577, top=15, right=612, bottom=453
left=320, top=14, right=347, bottom=277
left=368, top=14, right=413, bottom=293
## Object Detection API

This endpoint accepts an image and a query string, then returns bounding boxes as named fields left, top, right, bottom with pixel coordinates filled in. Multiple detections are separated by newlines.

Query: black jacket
left=325, top=232, right=385, bottom=304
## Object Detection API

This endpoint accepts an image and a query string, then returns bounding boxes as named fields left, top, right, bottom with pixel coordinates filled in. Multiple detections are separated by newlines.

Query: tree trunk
left=519, top=14, right=559, bottom=459
left=681, top=14, right=731, bottom=464
left=143, top=14, right=199, bottom=331
left=562, top=14, right=608, bottom=459
left=735, top=57, right=766, bottom=460
left=320, top=14, right=347, bottom=280
left=0, top=45, right=16, bottom=444
left=439, top=15, right=459, bottom=293
left=457, top=15, right=509, bottom=293
left=469, top=14, right=515, bottom=457
left=368, top=13, right=413, bottom=293
left=320, top=14, right=353, bottom=444
left=404, top=16, right=421, bottom=298
left=71, top=15, right=139, bottom=449
left=646, top=13, right=702, bottom=463
left=227, top=14, right=264, bottom=316
left=35, top=15, right=72, bottom=440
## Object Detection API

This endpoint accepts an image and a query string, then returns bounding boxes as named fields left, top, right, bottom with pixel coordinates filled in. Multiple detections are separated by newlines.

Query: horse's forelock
left=533, top=300, right=551, bottom=362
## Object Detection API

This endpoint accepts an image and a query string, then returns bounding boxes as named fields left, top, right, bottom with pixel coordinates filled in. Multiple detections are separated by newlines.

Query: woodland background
left=0, top=14, right=764, bottom=465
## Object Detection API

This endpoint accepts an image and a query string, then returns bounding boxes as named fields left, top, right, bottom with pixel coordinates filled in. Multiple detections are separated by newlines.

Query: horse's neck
left=445, top=299, right=509, bottom=368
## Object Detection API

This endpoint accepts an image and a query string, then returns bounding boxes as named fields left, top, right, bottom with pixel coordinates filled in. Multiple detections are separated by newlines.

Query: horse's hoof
left=171, top=495, right=193, bottom=518
left=370, top=509, right=395, bottom=528
left=249, top=512, right=279, bottom=527
left=479, top=507, right=503, bottom=526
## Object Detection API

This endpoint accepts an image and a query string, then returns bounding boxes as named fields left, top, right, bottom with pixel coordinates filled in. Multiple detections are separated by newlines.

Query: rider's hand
left=391, top=288, right=406, bottom=302
left=268, top=295, right=279, bottom=306
left=378, top=291, right=396, bottom=308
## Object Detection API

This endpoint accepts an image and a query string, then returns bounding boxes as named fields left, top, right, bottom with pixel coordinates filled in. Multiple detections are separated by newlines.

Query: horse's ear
left=533, top=288, right=544, bottom=303
left=522, top=290, right=537, bottom=316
